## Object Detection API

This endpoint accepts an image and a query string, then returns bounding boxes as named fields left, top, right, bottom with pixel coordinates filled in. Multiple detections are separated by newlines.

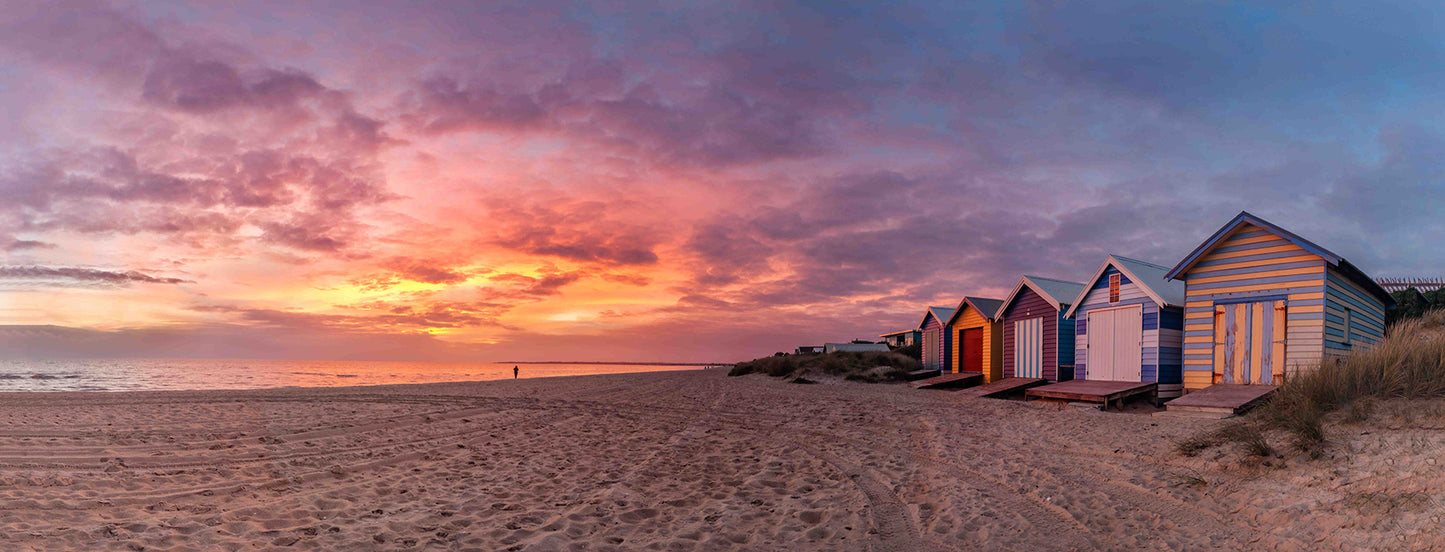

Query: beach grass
left=728, top=350, right=920, bottom=382
left=1185, top=309, right=1445, bottom=456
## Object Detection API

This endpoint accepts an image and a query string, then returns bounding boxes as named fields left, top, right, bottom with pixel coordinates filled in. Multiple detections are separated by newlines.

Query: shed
left=824, top=342, right=891, bottom=353
left=918, top=306, right=957, bottom=372
left=1063, top=255, right=1187, bottom=398
left=1166, top=211, right=1395, bottom=390
left=998, top=276, right=1086, bottom=382
left=943, top=297, right=1005, bottom=381
left=879, top=329, right=922, bottom=348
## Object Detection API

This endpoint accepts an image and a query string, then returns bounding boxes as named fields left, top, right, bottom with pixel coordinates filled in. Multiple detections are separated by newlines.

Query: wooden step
left=903, top=369, right=942, bottom=382
left=912, top=372, right=984, bottom=390
left=954, top=377, right=1047, bottom=398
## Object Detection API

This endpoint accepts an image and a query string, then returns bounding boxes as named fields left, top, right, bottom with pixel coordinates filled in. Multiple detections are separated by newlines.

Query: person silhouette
left=513, top=365, right=519, bottom=379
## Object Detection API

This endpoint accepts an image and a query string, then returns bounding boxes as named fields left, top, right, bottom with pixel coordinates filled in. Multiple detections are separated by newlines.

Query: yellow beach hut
left=944, top=297, right=1005, bottom=382
left=1165, top=212, right=1395, bottom=391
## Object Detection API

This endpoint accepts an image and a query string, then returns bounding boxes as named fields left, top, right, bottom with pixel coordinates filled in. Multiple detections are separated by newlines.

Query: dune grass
left=1180, top=310, right=1445, bottom=457
left=728, top=351, right=921, bottom=382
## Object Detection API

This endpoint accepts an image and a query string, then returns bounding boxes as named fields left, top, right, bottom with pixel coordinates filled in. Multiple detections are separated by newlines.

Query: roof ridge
left=1110, top=254, right=1170, bottom=271
left=1025, top=275, right=1082, bottom=284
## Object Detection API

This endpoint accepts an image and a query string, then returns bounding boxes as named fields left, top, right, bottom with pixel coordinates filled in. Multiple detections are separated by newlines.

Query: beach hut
left=1166, top=211, right=1395, bottom=391
left=1063, top=255, right=1187, bottom=399
left=879, top=329, right=922, bottom=348
left=823, top=342, right=891, bottom=353
left=998, top=276, right=1086, bottom=382
left=943, top=297, right=1005, bottom=382
left=918, top=306, right=957, bottom=372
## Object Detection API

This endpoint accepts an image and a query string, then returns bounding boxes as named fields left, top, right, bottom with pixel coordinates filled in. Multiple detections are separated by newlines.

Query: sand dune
left=0, top=369, right=1440, bottom=550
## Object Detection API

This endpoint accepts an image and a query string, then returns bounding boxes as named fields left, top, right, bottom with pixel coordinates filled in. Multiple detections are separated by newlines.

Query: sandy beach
left=0, top=369, right=1440, bottom=551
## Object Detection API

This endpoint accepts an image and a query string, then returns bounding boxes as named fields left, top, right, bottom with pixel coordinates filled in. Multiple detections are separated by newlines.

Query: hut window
left=1108, top=274, right=1121, bottom=303
left=1343, top=309, right=1352, bottom=345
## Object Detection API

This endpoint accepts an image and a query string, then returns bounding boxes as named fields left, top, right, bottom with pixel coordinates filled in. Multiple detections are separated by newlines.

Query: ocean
left=0, top=359, right=709, bottom=392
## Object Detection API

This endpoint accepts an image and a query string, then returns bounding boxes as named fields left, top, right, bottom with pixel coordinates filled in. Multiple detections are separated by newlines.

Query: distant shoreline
left=491, top=361, right=729, bottom=366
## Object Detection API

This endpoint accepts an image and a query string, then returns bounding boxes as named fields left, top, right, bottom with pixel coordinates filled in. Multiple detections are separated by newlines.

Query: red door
left=961, top=328, right=983, bottom=374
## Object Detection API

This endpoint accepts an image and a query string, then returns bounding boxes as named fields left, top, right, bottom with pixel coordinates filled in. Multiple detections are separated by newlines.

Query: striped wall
left=1074, top=267, right=1185, bottom=398
left=921, top=312, right=947, bottom=371
left=1179, top=224, right=1327, bottom=390
left=1322, top=267, right=1388, bottom=363
left=1001, top=286, right=1071, bottom=382
left=949, top=306, right=1003, bottom=382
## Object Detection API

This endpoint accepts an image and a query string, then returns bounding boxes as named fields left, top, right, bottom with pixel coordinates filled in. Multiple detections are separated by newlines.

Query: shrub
left=892, top=342, right=922, bottom=361
left=728, top=350, right=921, bottom=382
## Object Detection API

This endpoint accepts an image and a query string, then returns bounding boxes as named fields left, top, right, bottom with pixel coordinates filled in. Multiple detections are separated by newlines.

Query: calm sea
left=0, top=359, right=709, bottom=392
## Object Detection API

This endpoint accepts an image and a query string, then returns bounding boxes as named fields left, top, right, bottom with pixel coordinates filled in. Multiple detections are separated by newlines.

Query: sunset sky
left=3, top=1, right=1444, bottom=362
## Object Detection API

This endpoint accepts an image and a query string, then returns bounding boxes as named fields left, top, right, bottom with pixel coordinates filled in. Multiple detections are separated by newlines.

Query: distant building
left=824, top=342, right=890, bottom=353
left=878, top=329, right=921, bottom=348
left=795, top=345, right=825, bottom=354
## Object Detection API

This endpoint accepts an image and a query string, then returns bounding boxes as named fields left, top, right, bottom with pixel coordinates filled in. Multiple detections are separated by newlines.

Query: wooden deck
left=1163, top=384, right=1277, bottom=416
left=904, top=369, right=942, bottom=382
left=1025, top=380, right=1158, bottom=411
left=953, top=377, right=1047, bottom=398
left=912, top=372, right=983, bottom=390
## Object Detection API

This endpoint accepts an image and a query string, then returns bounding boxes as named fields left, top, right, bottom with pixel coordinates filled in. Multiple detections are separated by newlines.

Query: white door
left=1087, top=306, right=1142, bottom=382
left=1014, top=318, right=1043, bottom=378
left=1088, top=309, right=1115, bottom=380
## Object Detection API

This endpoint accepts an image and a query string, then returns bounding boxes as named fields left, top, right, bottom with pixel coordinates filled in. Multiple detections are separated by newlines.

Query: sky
left=2, top=1, right=1443, bottom=363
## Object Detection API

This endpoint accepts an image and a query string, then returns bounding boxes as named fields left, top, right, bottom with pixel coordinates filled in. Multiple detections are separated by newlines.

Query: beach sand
left=0, top=369, right=1441, bottom=551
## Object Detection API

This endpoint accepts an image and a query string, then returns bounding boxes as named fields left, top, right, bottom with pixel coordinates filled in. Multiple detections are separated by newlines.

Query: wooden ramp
left=1161, top=384, right=1276, bottom=418
left=953, top=377, right=1047, bottom=398
left=912, top=372, right=983, bottom=390
left=1025, top=380, right=1158, bottom=411
left=903, top=369, right=942, bottom=382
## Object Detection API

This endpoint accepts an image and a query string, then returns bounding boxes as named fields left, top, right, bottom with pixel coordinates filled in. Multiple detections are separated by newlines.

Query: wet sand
left=0, top=369, right=1439, bottom=550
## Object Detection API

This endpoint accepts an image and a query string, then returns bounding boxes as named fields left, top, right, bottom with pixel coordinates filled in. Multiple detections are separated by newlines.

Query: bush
left=892, top=342, right=922, bottom=361
left=728, top=350, right=921, bottom=382
left=1184, top=310, right=1445, bottom=456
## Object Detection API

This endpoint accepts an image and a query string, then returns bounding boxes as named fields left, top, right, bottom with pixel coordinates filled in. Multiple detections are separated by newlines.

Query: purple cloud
left=0, top=266, right=191, bottom=286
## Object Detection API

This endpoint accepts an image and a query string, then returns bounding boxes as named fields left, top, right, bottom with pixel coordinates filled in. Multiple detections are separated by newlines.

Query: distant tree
left=1388, top=288, right=1430, bottom=326
left=1426, top=287, right=1445, bottom=310
left=1387, top=286, right=1445, bottom=327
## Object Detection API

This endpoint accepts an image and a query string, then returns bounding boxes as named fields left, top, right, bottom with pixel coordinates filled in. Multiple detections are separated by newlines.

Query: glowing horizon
left=3, top=1, right=1443, bottom=362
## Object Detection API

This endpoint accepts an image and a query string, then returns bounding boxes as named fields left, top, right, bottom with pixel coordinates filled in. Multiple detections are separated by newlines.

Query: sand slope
left=0, top=369, right=1439, bottom=550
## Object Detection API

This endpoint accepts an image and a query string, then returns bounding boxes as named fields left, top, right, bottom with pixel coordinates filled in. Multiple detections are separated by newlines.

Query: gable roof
left=1062, top=255, right=1187, bottom=318
left=916, top=306, right=957, bottom=330
left=998, top=275, right=1086, bottom=314
left=879, top=328, right=920, bottom=338
left=1166, top=211, right=1394, bottom=306
left=944, top=296, right=1006, bottom=326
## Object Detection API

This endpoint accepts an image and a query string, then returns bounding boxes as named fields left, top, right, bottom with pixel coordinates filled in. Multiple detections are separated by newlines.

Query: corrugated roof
left=944, top=296, right=1006, bottom=326
left=1062, top=255, right=1188, bottom=318
left=1026, top=276, right=1086, bottom=308
left=1113, top=255, right=1187, bottom=306
left=997, top=275, right=1087, bottom=313
left=963, top=297, right=1005, bottom=320
left=929, top=306, right=957, bottom=324
left=824, top=342, right=891, bottom=353
left=879, top=328, right=920, bottom=338
left=917, top=305, right=957, bottom=329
